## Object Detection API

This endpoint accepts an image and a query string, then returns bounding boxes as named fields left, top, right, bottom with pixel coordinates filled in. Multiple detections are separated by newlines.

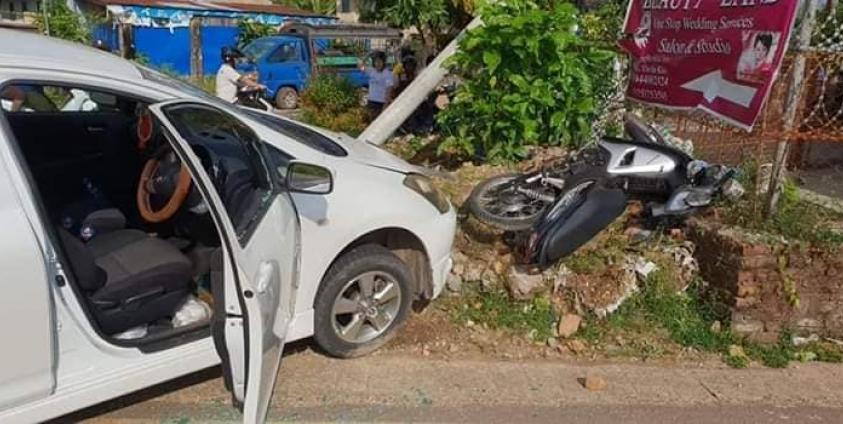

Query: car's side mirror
left=286, top=162, right=333, bottom=195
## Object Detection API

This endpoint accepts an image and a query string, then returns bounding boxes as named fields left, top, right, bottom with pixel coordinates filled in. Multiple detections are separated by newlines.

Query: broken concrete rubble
left=506, top=265, right=547, bottom=300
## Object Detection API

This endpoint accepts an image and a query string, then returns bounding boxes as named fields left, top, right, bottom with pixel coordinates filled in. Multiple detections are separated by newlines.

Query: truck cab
left=239, top=23, right=401, bottom=109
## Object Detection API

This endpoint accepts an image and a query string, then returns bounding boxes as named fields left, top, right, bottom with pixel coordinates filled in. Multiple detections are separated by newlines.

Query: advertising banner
left=619, top=0, right=801, bottom=129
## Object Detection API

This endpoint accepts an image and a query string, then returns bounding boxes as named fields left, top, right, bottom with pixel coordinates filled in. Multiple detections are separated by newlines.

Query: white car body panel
left=0, top=29, right=456, bottom=423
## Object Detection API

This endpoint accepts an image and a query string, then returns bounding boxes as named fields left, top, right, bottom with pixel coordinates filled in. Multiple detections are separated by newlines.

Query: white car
left=0, top=30, right=455, bottom=423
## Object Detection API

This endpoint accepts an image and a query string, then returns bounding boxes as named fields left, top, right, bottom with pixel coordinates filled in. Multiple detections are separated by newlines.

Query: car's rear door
left=149, top=100, right=299, bottom=423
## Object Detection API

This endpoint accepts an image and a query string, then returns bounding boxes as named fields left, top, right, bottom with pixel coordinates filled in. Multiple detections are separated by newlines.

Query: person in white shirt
left=359, top=50, right=396, bottom=122
left=216, top=47, right=263, bottom=104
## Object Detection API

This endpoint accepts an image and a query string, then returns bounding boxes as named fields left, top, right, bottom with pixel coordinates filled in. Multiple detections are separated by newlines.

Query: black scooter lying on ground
left=468, top=113, right=742, bottom=268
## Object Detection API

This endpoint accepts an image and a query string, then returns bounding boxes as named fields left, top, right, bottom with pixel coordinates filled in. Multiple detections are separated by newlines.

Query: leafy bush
left=299, top=74, right=367, bottom=135
left=580, top=0, right=628, bottom=45
left=35, top=0, right=92, bottom=44
left=437, top=1, right=616, bottom=162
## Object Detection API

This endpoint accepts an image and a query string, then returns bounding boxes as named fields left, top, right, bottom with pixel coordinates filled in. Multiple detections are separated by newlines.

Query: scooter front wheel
left=468, top=173, right=556, bottom=231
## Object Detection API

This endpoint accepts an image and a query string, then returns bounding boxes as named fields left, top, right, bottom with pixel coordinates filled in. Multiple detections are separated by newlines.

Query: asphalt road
left=69, top=349, right=843, bottom=423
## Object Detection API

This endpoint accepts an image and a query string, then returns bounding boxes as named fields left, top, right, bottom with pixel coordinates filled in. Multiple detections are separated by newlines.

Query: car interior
left=0, top=82, right=271, bottom=345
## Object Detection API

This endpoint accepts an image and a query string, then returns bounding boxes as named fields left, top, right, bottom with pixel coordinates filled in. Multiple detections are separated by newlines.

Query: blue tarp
left=133, top=26, right=192, bottom=74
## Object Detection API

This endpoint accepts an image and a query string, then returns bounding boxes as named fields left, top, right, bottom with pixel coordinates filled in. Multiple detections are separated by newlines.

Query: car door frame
left=0, top=89, right=58, bottom=411
left=148, top=99, right=301, bottom=422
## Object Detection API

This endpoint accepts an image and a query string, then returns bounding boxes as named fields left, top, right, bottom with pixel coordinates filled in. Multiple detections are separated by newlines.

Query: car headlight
left=403, top=174, right=450, bottom=214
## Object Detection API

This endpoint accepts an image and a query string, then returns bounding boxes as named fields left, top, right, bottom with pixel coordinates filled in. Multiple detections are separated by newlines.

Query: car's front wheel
left=313, top=244, right=413, bottom=358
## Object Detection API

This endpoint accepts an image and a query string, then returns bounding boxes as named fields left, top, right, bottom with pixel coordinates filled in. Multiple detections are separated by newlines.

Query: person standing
left=359, top=50, right=396, bottom=122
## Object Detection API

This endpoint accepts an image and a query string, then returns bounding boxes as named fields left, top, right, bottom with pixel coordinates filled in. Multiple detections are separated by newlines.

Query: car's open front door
left=148, top=100, right=300, bottom=423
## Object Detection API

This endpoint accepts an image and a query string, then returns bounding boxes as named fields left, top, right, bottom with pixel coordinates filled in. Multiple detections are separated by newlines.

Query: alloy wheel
left=331, top=271, right=402, bottom=344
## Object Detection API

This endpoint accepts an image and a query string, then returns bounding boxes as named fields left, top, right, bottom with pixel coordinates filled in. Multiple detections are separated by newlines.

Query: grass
left=450, top=288, right=556, bottom=342
left=720, top=162, right=843, bottom=250
left=577, top=266, right=843, bottom=368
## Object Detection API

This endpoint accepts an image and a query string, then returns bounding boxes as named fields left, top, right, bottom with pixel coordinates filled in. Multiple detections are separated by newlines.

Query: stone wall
left=690, top=221, right=843, bottom=344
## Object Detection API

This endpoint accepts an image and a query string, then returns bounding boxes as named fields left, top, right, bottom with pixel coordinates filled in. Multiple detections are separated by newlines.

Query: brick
left=732, top=319, right=764, bottom=335
left=737, top=271, right=755, bottom=285
left=743, top=244, right=771, bottom=257
left=737, top=284, right=759, bottom=297
left=735, top=297, right=758, bottom=309
left=796, top=318, right=822, bottom=330
left=747, top=331, right=781, bottom=345
left=742, top=255, right=778, bottom=269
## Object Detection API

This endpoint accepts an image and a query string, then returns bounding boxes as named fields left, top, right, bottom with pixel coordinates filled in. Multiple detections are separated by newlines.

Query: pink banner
left=619, top=0, right=800, bottom=130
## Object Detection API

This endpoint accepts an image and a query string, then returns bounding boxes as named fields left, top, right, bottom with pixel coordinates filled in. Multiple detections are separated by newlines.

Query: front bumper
left=427, top=204, right=457, bottom=299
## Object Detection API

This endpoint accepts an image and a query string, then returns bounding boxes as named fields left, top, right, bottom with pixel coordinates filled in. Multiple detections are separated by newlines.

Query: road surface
left=67, top=348, right=843, bottom=423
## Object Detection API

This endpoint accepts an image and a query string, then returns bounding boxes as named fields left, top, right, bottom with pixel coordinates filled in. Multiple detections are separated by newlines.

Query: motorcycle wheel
left=468, top=173, right=556, bottom=231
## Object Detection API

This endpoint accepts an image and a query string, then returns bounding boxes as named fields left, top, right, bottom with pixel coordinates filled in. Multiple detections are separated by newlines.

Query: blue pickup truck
left=238, top=23, right=401, bottom=109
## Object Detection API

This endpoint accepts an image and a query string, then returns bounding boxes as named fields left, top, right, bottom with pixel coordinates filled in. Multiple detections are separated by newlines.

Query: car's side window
left=0, top=84, right=119, bottom=113
left=267, top=42, right=300, bottom=64
left=162, top=104, right=275, bottom=244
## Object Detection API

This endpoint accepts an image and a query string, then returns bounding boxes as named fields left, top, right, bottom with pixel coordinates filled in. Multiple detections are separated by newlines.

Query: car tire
left=275, top=87, right=298, bottom=109
left=313, top=244, right=413, bottom=358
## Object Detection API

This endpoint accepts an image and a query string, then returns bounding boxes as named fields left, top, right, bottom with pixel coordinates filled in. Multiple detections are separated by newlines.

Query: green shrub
left=437, top=1, right=616, bottom=162
left=35, top=0, right=92, bottom=44
left=299, top=74, right=366, bottom=135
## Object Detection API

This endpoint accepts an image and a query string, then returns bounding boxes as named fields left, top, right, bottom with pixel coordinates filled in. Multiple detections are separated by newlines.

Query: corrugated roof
left=85, top=0, right=332, bottom=18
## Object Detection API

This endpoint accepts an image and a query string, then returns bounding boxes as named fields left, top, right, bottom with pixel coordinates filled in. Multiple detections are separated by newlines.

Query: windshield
left=242, top=38, right=280, bottom=61
left=138, top=64, right=348, bottom=157
left=242, top=109, right=348, bottom=157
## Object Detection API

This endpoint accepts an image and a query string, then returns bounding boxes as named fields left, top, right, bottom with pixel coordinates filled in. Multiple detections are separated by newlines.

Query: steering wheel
left=137, top=149, right=192, bottom=223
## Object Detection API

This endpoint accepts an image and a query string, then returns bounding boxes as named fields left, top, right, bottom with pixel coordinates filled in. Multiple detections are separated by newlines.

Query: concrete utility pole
left=767, top=0, right=819, bottom=215
left=357, top=17, right=483, bottom=145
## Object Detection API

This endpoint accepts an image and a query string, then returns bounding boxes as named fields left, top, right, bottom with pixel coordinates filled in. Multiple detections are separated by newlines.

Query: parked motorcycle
left=235, top=84, right=274, bottom=112
left=469, top=113, right=742, bottom=268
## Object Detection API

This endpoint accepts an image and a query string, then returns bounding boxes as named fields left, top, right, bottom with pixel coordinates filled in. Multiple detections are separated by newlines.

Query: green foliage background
left=299, top=74, right=367, bottom=136
left=237, top=20, right=276, bottom=47
left=437, top=1, right=617, bottom=162
left=35, top=0, right=94, bottom=44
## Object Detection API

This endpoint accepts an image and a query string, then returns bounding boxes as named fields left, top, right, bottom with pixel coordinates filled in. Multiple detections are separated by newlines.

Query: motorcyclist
left=216, top=46, right=263, bottom=103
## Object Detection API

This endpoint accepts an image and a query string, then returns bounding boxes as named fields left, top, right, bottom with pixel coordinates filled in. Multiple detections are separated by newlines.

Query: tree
left=359, top=0, right=457, bottom=55
left=35, top=0, right=91, bottom=44
left=237, top=20, right=275, bottom=47
left=437, top=1, right=617, bottom=162
left=272, top=0, right=336, bottom=15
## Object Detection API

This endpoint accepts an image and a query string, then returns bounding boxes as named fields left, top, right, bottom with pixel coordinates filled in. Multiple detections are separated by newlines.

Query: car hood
left=309, top=126, right=433, bottom=176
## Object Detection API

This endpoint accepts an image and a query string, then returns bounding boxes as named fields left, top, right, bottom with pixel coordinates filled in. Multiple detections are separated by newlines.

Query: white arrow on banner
left=680, top=70, right=758, bottom=108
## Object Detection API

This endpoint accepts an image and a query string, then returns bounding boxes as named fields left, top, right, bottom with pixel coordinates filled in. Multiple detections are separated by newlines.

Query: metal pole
left=42, top=0, right=50, bottom=36
left=357, top=17, right=483, bottom=145
left=767, top=0, right=818, bottom=215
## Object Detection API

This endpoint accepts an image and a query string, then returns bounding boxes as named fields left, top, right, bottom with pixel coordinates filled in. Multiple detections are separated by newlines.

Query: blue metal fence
left=133, top=27, right=192, bottom=74
left=200, top=26, right=242, bottom=76
left=127, top=26, right=244, bottom=76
